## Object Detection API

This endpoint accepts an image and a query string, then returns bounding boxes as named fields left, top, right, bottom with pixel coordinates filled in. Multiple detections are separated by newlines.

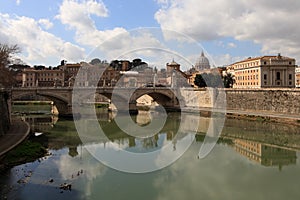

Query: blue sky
left=1, top=0, right=299, bottom=69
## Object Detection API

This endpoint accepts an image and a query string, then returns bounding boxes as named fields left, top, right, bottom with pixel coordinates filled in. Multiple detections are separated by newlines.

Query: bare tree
left=0, top=44, right=20, bottom=87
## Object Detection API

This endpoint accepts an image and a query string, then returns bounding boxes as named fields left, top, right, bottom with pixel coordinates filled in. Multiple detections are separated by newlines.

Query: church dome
left=195, top=51, right=210, bottom=71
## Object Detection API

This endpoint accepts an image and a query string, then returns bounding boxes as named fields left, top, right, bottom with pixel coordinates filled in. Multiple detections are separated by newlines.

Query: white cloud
left=227, top=42, right=237, bottom=49
left=56, top=0, right=129, bottom=53
left=38, top=19, right=53, bottom=30
left=0, top=14, right=85, bottom=66
left=155, top=0, right=300, bottom=61
left=56, top=0, right=108, bottom=32
left=56, top=1, right=176, bottom=64
left=16, top=0, right=21, bottom=5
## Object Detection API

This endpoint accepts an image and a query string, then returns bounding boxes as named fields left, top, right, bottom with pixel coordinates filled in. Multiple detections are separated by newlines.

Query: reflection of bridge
left=11, top=87, right=183, bottom=116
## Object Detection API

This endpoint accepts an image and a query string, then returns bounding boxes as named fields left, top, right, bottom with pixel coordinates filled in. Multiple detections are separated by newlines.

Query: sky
left=1, top=0, right=300, bottom=70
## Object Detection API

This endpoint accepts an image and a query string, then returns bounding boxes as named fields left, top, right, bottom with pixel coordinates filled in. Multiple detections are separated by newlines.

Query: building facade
left=229, top=54, right=296, bottom=88
left=165, top=60, right=190, bottom=87
left=22, top=68, right=65, bottom=87
left=194, top=51, right=210, bottom=71
left=296, top=67, right=300, bottom=87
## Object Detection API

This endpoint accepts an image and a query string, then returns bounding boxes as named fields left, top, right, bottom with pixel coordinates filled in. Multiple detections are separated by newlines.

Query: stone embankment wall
left=0, top=89, right=10, bottom=135
left=225, top=89, right=300, bottom=114
left=181, top=88, right=300, bottom=114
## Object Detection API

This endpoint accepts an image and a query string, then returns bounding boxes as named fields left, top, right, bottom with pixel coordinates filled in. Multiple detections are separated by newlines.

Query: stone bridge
left=11, top=87, right=184, bottom=116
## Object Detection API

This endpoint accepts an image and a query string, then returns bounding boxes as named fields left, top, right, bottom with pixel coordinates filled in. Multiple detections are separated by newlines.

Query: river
left=1, top=109, right=300, bottom=200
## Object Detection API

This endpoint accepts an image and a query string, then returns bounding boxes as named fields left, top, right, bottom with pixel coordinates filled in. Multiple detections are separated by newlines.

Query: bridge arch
left=12, top=91, right=70, bottom=116
left=131, top=89, right=181, bottom=112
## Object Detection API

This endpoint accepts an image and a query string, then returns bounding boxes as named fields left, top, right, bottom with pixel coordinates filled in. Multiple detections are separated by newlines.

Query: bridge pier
left=55, top=103, right=78, bottom=118
left=113, top=101, right=138, bottom=115
left=129, top=102, right=138, bottom=115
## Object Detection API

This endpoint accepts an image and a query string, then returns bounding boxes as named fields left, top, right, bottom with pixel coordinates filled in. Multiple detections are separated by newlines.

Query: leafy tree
left=194, top=73, right=222, bottom=88
left=34, top=65, right=45, bottom=70
left=194, top=74, right=207, bottom=88
left=90, top=58, right=101, bottom=65
left=223, top=73, right=235, bottom=88
left=0, top=44, right=20, bottom=87
left=60, top=60, right=67, bottom=66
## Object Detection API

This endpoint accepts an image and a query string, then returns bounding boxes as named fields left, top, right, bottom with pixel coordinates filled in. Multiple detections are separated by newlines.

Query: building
left=229, top=54, right=296, bottom=89
left=296, top=67, right=300, bottom=87
left=59, top=63, right=81, bottom=86
left=22, top=68, right=65, bottom=87
left=188, top=68, right=222, bottom=88
left=78, top=62, right=121, bottom=87
left=165, top=60, right=190, bottom=87
left=186, top=51, right=220, bottom=87
left=194, top=51, right=210, bottom=71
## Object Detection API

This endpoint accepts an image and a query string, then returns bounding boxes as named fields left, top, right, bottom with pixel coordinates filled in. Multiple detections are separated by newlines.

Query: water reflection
left=233, top=139, right=297, bottom=170
left=2, top=110, right=300, bottom=199
left=22, top=115, right=59, bottom=133
left=19, top=112, right=300, bottom=162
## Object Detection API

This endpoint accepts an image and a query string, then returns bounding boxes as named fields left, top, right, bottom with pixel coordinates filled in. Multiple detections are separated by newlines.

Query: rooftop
left=232, top=54, right=295, bottom=65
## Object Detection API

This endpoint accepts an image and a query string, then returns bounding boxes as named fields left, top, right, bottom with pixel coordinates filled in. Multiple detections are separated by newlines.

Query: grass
left=1, top=141, right=47, bottom=166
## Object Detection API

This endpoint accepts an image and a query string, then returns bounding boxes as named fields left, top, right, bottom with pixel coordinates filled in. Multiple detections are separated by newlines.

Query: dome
left=168, top=59, right=180, bottom=66
left=195, top=51, right=210, bottom=71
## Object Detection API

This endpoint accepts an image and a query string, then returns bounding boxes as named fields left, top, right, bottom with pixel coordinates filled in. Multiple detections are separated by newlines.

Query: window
left=276, top=72, right=281, bottom=80
left=264, top=74, right=267, bottom=80
left=264, top=61, right=267, bottom=65
left=289, top=81, right=292, bottom=85
left=289, top=74, right=292, bottom=80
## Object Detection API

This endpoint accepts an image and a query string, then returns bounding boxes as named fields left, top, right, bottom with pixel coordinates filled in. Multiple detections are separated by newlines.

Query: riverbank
left=182, top=107, right=300, bottom=126
left=0, top=118, right=49, bottom=171
left=0, top=119, right=31, bottom=157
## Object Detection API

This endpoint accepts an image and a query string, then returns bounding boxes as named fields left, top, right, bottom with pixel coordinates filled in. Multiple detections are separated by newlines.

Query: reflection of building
left=23, top=115, right=58, bottom=133
left=228, top=54, right=296, bottom=88
left=234, top=139, right=297, bottom=169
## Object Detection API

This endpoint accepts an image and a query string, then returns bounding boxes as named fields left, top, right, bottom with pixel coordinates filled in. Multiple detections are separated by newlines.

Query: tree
left=194, top=73, right=222, bottom=88
left=0, top=44, right=20, bottom=87
left=90, top=58, right=101, bottom=65
left=194, top=74, right=207, bottom=88
left=223, top=73, right=235, bottom=88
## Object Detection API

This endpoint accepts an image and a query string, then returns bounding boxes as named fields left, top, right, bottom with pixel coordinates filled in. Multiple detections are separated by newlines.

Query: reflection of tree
left=128, top=137, right=136, bottom=147
left=68, top=146, right=79, bottom=157
left=142, top=135, right=159, bottom=149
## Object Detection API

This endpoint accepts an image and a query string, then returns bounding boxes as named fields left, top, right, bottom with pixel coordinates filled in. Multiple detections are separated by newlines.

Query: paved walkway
left=0, top=119, right=30, bottom=157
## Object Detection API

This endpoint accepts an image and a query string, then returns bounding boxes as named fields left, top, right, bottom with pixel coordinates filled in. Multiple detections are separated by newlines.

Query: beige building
left=296, top=67, right=300, bottom=87
left=229, top=54, right=296, bottom=88
left=22, top=68, right=65, bottom=87
left=165, top=60, right=190, bottom=87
